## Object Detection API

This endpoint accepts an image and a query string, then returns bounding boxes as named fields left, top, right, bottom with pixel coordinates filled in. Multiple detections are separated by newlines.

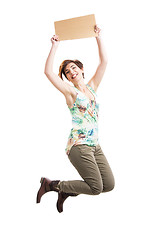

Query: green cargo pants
left=59, top=144, right=115, bottom=195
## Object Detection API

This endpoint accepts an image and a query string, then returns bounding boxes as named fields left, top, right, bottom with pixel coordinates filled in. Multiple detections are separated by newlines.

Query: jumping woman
left=36, top=25, right=115, bottom=213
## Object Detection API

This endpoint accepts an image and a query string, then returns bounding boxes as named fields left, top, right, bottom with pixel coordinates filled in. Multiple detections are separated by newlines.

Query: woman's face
left=64, top=63, right=84, bottom=83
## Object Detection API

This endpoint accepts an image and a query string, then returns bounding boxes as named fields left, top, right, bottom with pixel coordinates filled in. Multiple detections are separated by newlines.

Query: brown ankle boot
left=56, top=191, right=78, bottom=213
left=36, top=177, right=60, bottom=203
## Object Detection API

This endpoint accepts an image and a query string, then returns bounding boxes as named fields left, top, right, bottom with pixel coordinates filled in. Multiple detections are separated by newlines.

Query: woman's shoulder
left=64, top=84, right=77, bottom=109
left=86, top=83, right=97, bottom=95
left=63, top=82, right=77, bottom=96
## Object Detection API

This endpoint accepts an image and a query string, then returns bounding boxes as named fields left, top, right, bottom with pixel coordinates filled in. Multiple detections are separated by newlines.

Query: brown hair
left=58, top=59, right=84, bottom=80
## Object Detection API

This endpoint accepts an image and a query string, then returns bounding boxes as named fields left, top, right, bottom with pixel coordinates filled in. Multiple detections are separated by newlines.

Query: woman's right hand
left=51, top=35, right=60, bottom=47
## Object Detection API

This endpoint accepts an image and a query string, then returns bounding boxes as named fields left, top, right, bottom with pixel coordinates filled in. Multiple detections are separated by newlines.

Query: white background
left=0, top=0, right=160, bottom=239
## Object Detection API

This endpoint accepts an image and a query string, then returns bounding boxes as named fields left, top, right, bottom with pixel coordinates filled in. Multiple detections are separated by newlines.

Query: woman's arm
left=88, top=26, right=108, bottom=92
left=44, top=35, right=71, bottom=95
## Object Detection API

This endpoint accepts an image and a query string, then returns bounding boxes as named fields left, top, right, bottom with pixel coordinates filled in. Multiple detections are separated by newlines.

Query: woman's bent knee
left=103, top=181, right=115, bottom=192
left=91, top=184, right=103, bottom=195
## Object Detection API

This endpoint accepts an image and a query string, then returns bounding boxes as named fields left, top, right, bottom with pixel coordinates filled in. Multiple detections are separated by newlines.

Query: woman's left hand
left=94, top=25, right=101, bottom=37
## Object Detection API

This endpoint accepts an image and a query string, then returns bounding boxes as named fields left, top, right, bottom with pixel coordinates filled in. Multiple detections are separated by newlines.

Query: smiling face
left=64, top=62, right=84, bottom=83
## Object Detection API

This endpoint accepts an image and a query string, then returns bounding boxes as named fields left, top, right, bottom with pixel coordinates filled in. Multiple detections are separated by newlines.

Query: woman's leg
left=59, top=145, right=103, bottom=195
left=94, top=145, right=115, bottom=192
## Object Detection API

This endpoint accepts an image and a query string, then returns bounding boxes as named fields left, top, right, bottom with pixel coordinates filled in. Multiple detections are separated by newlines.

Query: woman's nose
left=70, top=68, right=74, bottom=74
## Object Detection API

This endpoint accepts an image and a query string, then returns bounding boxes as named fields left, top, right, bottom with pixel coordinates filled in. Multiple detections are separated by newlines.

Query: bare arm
left=88, top=26, right=108, bottom=91
left=44, top=35, right=71, bottom=96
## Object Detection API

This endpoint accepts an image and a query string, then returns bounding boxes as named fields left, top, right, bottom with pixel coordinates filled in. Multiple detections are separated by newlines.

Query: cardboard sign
left=54, top=14, right=98, bottom=41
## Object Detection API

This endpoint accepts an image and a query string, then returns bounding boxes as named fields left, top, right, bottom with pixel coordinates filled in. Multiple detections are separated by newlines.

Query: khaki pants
left=59, top=144, right=115, bottom=195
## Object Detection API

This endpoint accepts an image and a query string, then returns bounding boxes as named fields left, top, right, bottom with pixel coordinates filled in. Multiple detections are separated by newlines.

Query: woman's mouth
left=72, top=74, right=77, bottom=79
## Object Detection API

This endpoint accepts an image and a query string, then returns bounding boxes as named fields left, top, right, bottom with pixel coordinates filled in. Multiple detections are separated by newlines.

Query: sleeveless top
left=65, top=84, right=99, bottom=155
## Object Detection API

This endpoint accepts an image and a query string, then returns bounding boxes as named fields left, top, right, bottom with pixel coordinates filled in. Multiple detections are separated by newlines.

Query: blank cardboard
left=54, top=14, right=98, bottom=41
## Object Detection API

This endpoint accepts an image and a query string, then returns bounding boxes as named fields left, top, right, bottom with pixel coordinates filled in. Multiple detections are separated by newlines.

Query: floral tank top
left=65, top=84, right=99, bottom=155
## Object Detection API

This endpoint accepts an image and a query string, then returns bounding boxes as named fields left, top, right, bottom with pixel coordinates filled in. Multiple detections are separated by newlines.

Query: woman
left=36, top=25, right=115, bottom=213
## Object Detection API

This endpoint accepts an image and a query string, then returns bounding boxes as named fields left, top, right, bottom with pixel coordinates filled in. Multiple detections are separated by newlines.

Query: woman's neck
left=74, top=79, right=87, bottom=93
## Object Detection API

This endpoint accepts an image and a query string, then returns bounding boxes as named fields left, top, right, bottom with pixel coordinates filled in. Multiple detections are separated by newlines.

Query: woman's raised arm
left=44, top=35, right=71, bottom=96
left=88, top=25, right=108, bottom=92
